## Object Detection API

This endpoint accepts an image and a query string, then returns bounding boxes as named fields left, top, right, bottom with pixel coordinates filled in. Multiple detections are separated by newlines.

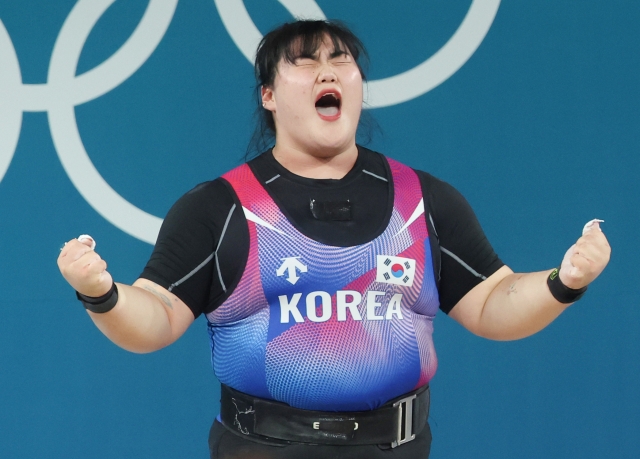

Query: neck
left=271, top=143, right=358, bottom=179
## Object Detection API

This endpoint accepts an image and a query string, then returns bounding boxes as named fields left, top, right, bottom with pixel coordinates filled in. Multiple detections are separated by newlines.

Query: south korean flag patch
left=376, top=255, right=416, bottom=287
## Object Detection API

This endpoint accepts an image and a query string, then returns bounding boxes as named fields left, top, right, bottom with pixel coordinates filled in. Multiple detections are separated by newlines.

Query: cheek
left=344, top=73, right=363, bottom=100
left=280, top=81, right=312, bottom=107
left=345, top=82, right=364, bottom=115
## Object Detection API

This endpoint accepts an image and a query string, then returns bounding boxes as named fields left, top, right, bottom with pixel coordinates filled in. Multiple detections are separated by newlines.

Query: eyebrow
left=294, top=49, right=350, bottom=61
left=329, top=49, right=350, bottom=58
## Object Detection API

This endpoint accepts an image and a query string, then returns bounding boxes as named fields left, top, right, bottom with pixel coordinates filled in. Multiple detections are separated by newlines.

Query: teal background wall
left=1, top=1, right=638, bottom=457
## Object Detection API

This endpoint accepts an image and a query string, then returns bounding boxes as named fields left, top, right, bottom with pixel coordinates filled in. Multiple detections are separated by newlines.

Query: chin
left=310, top=140, right=355, bottom=157
left=316, top=126, right=357, bottom=148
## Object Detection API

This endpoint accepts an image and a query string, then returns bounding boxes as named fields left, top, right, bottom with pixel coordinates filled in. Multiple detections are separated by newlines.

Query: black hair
left=246, top=20, right=373, bottom=159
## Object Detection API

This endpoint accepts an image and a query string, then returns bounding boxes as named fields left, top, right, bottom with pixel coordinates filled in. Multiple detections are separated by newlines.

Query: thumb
left=77, top=234, right=96, bottom=250
left=582, top=219, right=604, bottom=235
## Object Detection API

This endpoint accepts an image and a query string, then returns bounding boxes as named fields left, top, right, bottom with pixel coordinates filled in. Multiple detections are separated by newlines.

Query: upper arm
left=139, top=179, right=246, bottom=317
left=417, top=171, right=504, bottom=313
left=132, top=278, right=195, bottom=345
left=448, top=265, right=513, bottom=335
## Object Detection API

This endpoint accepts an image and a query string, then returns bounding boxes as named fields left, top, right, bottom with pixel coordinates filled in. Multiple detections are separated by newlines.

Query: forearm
left=448, top=222, right=609, bottom=341
left=475, top=270, right=569, bottom=340
left=86, top=280, right=187, bottom=353
left=58, top=238, right=195, bottom=353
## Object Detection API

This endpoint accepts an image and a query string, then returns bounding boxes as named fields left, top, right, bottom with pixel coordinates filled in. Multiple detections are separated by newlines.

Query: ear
left=261, top=85, right=275, bottom=111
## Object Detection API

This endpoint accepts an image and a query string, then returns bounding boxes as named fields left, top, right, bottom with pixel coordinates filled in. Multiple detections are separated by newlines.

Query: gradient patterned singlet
left=207, top=157, right=440, bottom=411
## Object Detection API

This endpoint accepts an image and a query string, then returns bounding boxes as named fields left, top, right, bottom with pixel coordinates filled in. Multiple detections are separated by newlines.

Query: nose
left=319, top=73, right=336, bottom=83
left=317, top=63, right=337, bottom=83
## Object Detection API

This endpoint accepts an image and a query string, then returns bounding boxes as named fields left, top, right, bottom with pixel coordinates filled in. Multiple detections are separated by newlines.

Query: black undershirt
left=140, top=146, right=504, bottom=317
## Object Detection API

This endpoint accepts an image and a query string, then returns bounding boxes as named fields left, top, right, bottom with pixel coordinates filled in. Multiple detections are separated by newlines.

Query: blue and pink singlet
left=207, top=158, right=439, bottom=411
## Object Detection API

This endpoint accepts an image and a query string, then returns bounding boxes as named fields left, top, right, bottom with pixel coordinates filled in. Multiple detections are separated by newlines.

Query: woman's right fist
left=57, top=235, right=113, bottom=297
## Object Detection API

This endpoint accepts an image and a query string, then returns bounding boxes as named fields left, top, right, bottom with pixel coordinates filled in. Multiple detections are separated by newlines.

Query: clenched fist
left=559, top=220, right=611, bottom=290
left=57, top=235, right=113, bottom=297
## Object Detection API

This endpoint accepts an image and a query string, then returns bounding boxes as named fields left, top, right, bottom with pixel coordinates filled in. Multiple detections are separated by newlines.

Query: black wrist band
left=76, top=283, right=119, bottom=313
left=546, top=268, right=587, bottom=304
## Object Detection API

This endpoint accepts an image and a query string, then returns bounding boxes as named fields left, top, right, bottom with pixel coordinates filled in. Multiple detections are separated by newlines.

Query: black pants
left=208, top=419, right=432, bottom=459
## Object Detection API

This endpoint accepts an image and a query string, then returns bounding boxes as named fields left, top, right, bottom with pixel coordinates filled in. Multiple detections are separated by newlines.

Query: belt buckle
left=391, top=394, right=417, bottom=448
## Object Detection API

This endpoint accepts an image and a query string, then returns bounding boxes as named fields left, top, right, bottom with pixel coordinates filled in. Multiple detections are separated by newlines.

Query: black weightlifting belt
left=219, top=384, right=429, bottom=447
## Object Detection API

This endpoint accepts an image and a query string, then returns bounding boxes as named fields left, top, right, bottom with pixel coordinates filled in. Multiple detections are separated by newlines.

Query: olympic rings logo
left=0, top=0, right=500, bottom=244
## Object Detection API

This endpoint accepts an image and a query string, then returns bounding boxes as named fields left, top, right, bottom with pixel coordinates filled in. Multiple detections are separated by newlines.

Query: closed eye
left=330, top=52, right=352, bottom=64
left=294, top=55, right=317, bottom=66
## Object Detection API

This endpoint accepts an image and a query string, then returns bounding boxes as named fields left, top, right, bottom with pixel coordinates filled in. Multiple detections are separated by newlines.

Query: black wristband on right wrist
left=76, top=283, right=119, bottom=313
left=547, top=268, right=587, bottom=304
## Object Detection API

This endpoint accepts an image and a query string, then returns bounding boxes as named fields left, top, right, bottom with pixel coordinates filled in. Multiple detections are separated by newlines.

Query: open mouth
left=315, top=92, right=341, bottom=119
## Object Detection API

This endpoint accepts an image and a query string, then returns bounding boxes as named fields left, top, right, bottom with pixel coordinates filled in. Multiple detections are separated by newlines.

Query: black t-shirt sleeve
left=417, top=171, right=504, bottom=314
left=139, top=179, right=247, bottom=318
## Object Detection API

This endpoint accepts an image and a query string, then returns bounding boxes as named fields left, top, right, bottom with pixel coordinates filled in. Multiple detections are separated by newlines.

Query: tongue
left=316, top=106, right=339, bottom=117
